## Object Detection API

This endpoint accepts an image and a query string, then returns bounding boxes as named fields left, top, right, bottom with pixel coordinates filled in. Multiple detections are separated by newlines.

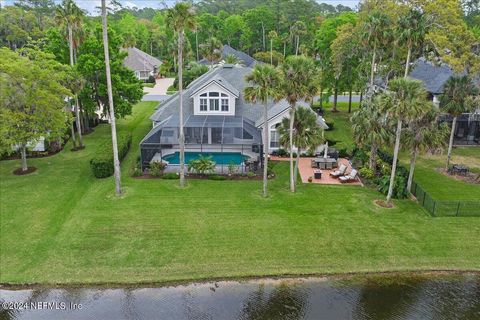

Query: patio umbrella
left=324, top=141, right=328, bottom=159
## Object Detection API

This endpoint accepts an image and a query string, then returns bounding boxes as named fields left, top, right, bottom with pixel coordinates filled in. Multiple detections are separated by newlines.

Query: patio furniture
left=314, top=169, right=322, bottom=179
left=313, top=157, right=337, bottom=169
left=451, top=164, right=469, bottom=176
left=330, top=164, right=347, bottom=178
left=325, top=161, right=334, bottom=170
left=339, top=169, right=358, bottom=183
left=311, top=159, right=318, bottom=168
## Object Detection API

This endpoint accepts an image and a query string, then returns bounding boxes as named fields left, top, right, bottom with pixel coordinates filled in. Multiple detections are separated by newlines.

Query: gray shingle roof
left=409, top=58, right=456, bottom=94
left=123, top=47, right=162, bottom=72
left=150, top=65, right=294, bottom=127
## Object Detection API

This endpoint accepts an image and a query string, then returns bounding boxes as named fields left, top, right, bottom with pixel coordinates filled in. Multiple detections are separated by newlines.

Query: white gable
left=192, top=82, right=236, bottom=116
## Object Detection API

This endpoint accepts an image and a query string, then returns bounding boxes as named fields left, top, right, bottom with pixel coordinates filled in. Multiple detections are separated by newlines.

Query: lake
left=1, top=273, right=479, bottom=319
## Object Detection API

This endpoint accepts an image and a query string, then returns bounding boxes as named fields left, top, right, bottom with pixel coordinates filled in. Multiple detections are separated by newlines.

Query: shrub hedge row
left=90, top=133, right=132, bottom=178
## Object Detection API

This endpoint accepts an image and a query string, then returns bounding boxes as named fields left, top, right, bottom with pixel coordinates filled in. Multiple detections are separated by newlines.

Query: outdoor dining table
left=313, top=157, right=337, bottom=169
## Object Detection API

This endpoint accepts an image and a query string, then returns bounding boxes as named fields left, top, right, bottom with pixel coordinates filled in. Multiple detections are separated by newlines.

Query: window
left=209, top=99, right=219, bottom=111
left=221, top=99, right=229, bottom=111
left=198, top=92, right=231, bottom=113
left=200, top=98, right=207, bottom=111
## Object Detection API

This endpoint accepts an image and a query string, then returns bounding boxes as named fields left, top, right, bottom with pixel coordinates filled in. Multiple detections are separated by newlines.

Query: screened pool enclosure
left=140, top=115, right=264, bottom=173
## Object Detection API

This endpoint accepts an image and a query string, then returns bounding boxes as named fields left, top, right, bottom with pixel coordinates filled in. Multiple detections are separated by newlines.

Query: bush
left=208, top=175, right=226, bottom=180
left=338, top=148, right=350, bottom=158
left=227, top=162, right=238, bottom=175
left=246, top=171, right=255, bottom=178
left=162, top=172, right=179, bottom=179
left=150, top=161, right=166, bottom=177
left=188, top=155, right=216, bottom=174
left=378, top=174, right=408, bottom=199
left=90, top=133, right=132, bottom=178
left=267, top=161, right=276, bottom=176
left=325, top=139, right=337, bottom=147
left=359, top=167, right=375, bottom=180
left=146, top=75, right=156, bottom=83
left=324, top=119, right=334, bottom=131
left=277, top=148, right=288, bottom=157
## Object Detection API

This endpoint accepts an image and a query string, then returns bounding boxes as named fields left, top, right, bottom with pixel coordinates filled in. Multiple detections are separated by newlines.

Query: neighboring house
left=123, top=47, right=162, bottom=81
left=140, top=64, right=327, bottom=169
left=199, top=45, right=258, bottom=68
left=409, top=58, right=479, bottom=145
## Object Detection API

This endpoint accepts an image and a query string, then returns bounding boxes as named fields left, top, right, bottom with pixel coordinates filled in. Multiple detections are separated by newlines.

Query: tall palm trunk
left=295, top=36, right=300, bottom=56
left=407, top=146, right=418, bottom=193
left=289, top=106, right=296, bottom=192
left=178, top=30, right=186, bottom=187
left=101, top=0, right=122, bottom=196
left=294, top=149, right=301, bottom=185
left=262, top=103, right=269, bottom=197
left=387, top=119, right=402, bottom=203
left=70, top=121, right=77, bottom=149
left=283, top=41, right=286, bottom=57
left=332, top=85, right=338, bottom=112
left=404, top=42, right=412, bottom=78
left=68, top=24, right=83, bottom=148
left=370, top=43, right=377, bottom=87
left=20, top=145, right=28, bottom=171
left=446, top=116, right=457, bottom=170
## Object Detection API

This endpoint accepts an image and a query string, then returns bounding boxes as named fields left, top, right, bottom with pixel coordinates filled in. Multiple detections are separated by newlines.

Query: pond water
left=1, top=274, right=479, bottom=320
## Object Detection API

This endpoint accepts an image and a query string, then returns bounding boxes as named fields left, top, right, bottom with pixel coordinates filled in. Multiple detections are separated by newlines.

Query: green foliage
left=227, top=162, right=237, bottom=175
left=188, top=155, right=216, bottom=174
left=0, top=48, right=71, bottom=160
left=359, top=167, right=375, bottom=180
left=253, top=51, right=284, bottom=66
left=246, top=171, right=255, bottom=178
left=76, top=25, right=143, bottom=118
left=208, top=174, right=227, bottom=180
left=162, top=172, right=179, bottom=179
left=172, top=62, right=209, bottom=89
left=149, top=161, right=166, bottom=177
left=89, top=133, right=132, bottom=178
left=277, top=149, right=288, bottom=157
left=378, top=174, right=408, bottom=199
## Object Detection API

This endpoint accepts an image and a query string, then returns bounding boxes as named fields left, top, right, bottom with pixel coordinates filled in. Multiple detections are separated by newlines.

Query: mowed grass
left=1, top=102, right=479, bottom=285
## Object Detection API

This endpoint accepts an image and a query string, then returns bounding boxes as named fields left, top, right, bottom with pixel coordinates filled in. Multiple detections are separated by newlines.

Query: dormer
left=190, top=76, right=239, bottom=116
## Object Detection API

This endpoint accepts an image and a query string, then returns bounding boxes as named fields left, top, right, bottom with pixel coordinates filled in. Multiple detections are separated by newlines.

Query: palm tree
left=278, top=107, right=323, bottom=185
left=224, top=53, right=241, bottom=65
left=351, top=100, right=392, bottom=171
left=403, top=106, right=449, bottom=193
left=244, top=64, right=282, bottom=197
left=200, top=37, right=222, bottom=69
left=279, top=55, right=317, bottom=192
left=362, top=11, right=391, bottom=87
left=55, top=0, right=84, bottom=149
left=397, top=8, right=431, bottom=77
left=167, top=2, right=196, bottom=188
left=378, top=78, right=427, bottom=204
left=290, top=21, right=307, bottom=56
left=268, top=30, right=278, bottom=65
left=101, top=0, right=121, bottom=195
left=440, top=76, right=478, bottom=170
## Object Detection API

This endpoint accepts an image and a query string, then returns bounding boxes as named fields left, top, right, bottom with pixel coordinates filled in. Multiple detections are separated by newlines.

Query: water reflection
left=1, top=274, right=479, bottom=320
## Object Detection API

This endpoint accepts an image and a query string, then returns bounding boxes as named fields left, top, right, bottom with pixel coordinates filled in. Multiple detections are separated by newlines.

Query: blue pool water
left=163, top=152, right=249, bottom=165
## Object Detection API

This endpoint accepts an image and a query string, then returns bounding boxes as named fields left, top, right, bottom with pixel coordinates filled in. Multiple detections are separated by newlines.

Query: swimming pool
left=162, top=152, right=249, bottom=165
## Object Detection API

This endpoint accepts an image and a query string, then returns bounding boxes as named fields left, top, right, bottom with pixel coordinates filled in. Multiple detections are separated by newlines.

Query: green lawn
left=1, top=102, right=479, bottom=285
left=322, top=101, right=359, bottom=151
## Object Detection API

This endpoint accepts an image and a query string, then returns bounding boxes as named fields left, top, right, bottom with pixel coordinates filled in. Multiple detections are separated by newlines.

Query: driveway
left=144, top=78, right=175, bottom=95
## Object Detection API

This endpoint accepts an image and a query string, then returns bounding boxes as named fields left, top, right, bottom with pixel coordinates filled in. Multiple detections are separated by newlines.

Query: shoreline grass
left=1, top=102, right=479, bottom=286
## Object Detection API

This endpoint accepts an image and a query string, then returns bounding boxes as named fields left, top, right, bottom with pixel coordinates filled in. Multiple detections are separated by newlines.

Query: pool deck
left=270, top=157, right=362, bottom=186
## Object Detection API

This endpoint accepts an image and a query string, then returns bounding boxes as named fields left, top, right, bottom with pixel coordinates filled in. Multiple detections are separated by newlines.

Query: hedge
left=90, top=133, right=132, bottom=178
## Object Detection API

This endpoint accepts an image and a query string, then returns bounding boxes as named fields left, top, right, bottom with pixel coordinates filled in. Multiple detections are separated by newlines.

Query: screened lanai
left=140, top=114, right=263, bottom=171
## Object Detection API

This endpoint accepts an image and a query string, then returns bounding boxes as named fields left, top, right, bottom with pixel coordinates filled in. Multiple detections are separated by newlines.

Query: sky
left=1, top=0, right=361, bottom=15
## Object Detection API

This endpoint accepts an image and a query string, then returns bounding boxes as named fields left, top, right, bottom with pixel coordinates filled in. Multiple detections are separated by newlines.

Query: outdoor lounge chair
left=330, top=164, right=347, bottom=178
left=339, top=169, right=358, bottom=183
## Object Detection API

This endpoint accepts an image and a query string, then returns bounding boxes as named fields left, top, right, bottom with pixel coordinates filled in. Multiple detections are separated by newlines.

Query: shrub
left=267, top=161, right=276, bottom=176
left=325, top=139, right=337, bottom=147
left=246, top=171, right=255, bottom=178
left=162, top=172, right=179, bottom=179
left=277, top=148, right=288, bottom=157
left=146, top=75, right=156, bottom=83
left=208, top=175, right=226, bottom=180
left=227, top=162, right=237, bottom=175
left=324, top=119, right=334, bottom=131
left=359, top=167, right=375, bottom=180
left=338, top=148, right=350, bottom=158
left=188, top=155, right=216, bottom=174
left=150, top=161, right=166, bottom=177
left=90, top=133, right=132, bottom=178
left=378, top=174, right=408, bottom=199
